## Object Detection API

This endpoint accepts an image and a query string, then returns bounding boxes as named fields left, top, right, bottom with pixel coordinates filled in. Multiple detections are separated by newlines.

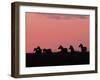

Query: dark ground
left=26, top=51, right=89, bottom=67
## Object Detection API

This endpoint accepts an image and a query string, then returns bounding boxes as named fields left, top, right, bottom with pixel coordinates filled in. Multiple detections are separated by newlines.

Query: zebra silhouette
left=69, top=45, right=75, bottom=53
left=58, top=45, right=68, bottom=53
left=43, top=48, right=52, bottom=54
left=79, top=44, right=87, bottom=52
left=33, top=46, right=42, bottom=55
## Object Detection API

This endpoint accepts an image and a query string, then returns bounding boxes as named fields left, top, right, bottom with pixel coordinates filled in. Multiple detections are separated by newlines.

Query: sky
left=26, top=12, right=89, bottom=53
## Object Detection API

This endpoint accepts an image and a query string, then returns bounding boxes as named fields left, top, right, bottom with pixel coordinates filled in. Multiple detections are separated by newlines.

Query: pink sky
left=26, top=12, right=89, bottom=53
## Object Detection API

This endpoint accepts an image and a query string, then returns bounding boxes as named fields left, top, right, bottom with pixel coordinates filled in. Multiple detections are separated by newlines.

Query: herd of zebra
left=33, top=43, right=87, bottom=55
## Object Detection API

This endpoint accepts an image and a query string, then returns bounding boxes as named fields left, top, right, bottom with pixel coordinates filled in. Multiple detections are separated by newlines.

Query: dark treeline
left=26, top=44, right=89, bottom=67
